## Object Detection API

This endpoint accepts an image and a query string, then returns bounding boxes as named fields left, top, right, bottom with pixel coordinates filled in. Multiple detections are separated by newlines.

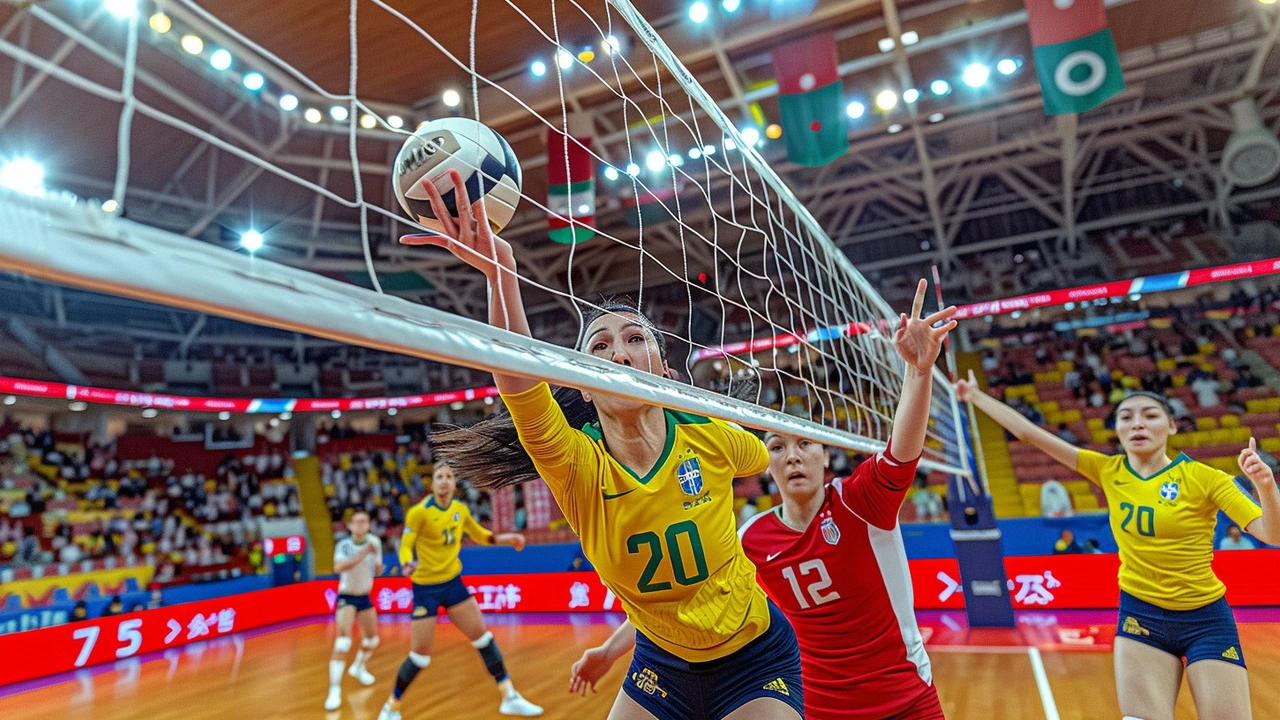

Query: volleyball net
left=0, top=0, right=970, bottom=476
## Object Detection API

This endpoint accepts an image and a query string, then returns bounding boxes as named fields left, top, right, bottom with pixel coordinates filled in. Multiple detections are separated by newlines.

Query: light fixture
left=105, top=0, right=136, bottom=19
left=668, top=153, right=684, bottom=167
left=875, top=89, right=898, bottom=111
left=530, top=60, right=547, bottom=77
left=142, top=408, right=158, bottom=419
left=724, top=138, right=736, bottom=150
left=280, top=411, right=292, bottom=420
left=484, top=396, right=495, bottom=405
left=1261, top=0, right=1278, bottom=5
left=688, top=147, right=702, bottom=160
left=920, top=240, right=930, bottom=250
left=331, top=409, right=342, bottom=419
left=602, top=35, right=622, bottom=55
left=304, top=108, right=322, bottom=124
left=557, top=49, right=574, bottom=69
left=625, top=163, right=640, bottom=177
left=442, top=89, right=461, bottom=107
left=387, top=407, right=398, bottom=416
left=928, top=112, right=945, bottom=123
left=901, top=30, right=919, bottom=46
left=689, top=1, right=709, bottom=23
left=702, top=144, right=716, bottom=156
left=278, top=94, right=298, bottom=111
left=181, top=35, right=203, bottom=55
left=765, top=123, right=782, bottom=139
left=149, top=12, right=171, bottom=34
left=996, top=58, right=1020, bottom=75
left=930, top=79, right=951, bottom=96
left=1064, top=302, right=1076, bottom=311
left=450, top=401, right=465, bottom=411
left=330, top=105, right=349, bottom=122
left=242, top=72, right=264, bottom=91
left=722, top=0, right=741, bottom=11
left=2, top=396, right=15, bottom=406
left=240, top=230, right=264, bottom=252
left=739, top=126, right=760, bottom=146
left=1011, top=311, right=1022, bottom=319
left=1129, top=293, right=1142, bottom=302
left=360, top=113, right=377, bottom=129
left=101, top=199, right=120, bottom=214
left=877, top=38, right=895, bottom=53
left=603, top=166, right=620, bottom=181
left=0, top=158, right=45, bottom=196
left=962, top=62, right=990, bottom=88
left=577, top=203, right=590, bottom=214
left=387, top=115, right=404, bottom=129
left=269, top=417, right=280, bottom=427
left=578, top=48, right=595, bottom=63
left=846, top=101, right=866, bottom=119
left=645, top=151, right=666, bottom=172
left=210, top=49, right=232, bottom=72
left=887, top=123, right=904, bottom=134
left=69, top=401, right=88, bottom=412
left=902, top=88, right=920, bottom=103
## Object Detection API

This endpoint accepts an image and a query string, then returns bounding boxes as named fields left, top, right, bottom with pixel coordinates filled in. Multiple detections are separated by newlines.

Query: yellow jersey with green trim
left=399, top=496, right=494, bottom=585
left=1077, top=449, right=1262, bottom=610
left=503, top=382, right=771, bottom=662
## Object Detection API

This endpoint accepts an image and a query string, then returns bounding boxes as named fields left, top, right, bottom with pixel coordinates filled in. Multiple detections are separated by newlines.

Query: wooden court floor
left=4, top=616, right=1279, bottom=719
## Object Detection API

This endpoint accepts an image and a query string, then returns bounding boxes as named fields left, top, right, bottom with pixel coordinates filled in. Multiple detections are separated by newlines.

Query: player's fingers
left=472, top=198, right=492, bottom=239
left=449, top=170, right=476, bottom=236
left=399, top=232, right=448, bottom=247
left=968, top=369, right=977, bottom=385
left=1250, top=436, right=1257, bottom=453
left=911, top=279, right=927, bottom=319
left=420, top=178, right=458, bottom=238
left=924, top=305, right=958, bottom=326
left=933, top=319, right=959, bottom=339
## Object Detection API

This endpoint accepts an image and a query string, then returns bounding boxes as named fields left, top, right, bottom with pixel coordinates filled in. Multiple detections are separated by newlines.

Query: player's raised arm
left=956, top=369, right=1080, bottom=472
left=400, top=169, right=535, bottom=397
left=888, top=279, right=957, bottom=463
left=1238, top=437, right=1280, bottom=545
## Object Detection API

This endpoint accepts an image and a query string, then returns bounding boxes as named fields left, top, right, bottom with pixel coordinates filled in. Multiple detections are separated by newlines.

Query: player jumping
left=326, top=509, right=383, bottom=711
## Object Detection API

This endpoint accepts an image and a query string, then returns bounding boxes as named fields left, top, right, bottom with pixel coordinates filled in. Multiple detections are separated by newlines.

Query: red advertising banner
left=262, top=535, right=307, bottom=557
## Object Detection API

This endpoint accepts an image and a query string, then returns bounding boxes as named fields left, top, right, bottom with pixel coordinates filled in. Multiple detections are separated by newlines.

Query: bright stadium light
left=149, top=12, right=171, bottom=34
left=329, top=105, right=349, bottom=122
left=530, top=60, right=547, bottom=77
left=181, top=35, right=203, bottom=55
left=702, top=144, right=716, bottom=156
left=304, top=108, right=322, bottom=123
left=740, top=127, right=761, bottom=147
left=0, top=158, right=45, bottom=196
left=242, top=72, right=264, bottom=91
left=360, top=113, right=377, bottom=129
left=901, top=30, right=919, bottom=46
left=210, top=49, right=232, bottom=71
left=875, top=89, right=898, bottom=111
left=387, top=407, right=398, bottom=416
left=602, top=35, right=622, bottom=55
left=387, top=115, right=404, bottom=129
left=331, top=409, right=342, bottom=419
left=930, top=79, right=951, bottom=96
left=645, top=151, right=666, bottom=172
left=689, top=1, right=710, bottom=23
left=887, top=123, right=903, bottom=134
left=903, top=88, right=920, bottom=103
left=877, top=38, right=895, bottom=53
left=603, top=166, right=620, bottom=181
left=722, top=0, right=741, bottom=11
left=557, top=49, right=574, bottom=69
left=846, top=101, right=866, bottom=119
left=688, top=147, right=702, bottom=160
left=101, top=199, right=120, bottom=214
left=278, top=94, right=298, bottom=111
left=105, top=0, right=136, bottom=19
left=240, top=230, right=264, bottom=252
left=963, top=62, right=991, bottom=88
left=142, top=408, right=158, bottom=419
left=217, top=411, right=231, bottom=420
left=997, top=58, right=1020, bottom=75
left=69, top=401, right=88, bottom=412
left=2, top=396, right=14, bottom=405
left=442, top=89, right=461, bottom=107
left=625, top=163, right=640, bottom=177
left=668, top=153, right=684, bottom=167
left=928, top=112, right=945, bottom=123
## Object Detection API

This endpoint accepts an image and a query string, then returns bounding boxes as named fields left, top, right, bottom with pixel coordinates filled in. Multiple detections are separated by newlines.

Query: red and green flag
left=1024, top=0, right=1125, bottom=115
left=772, top=32, right=847, bottom=167
left=622, top=183, right=680, bottom=228
left=546, top=114, right=596, bottom=244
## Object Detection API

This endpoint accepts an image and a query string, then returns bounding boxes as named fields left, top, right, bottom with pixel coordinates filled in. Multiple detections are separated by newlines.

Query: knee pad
left=333, top=636, right=353, bottom=654
left=472, top=632, right=507, bottom=682
left=393, top=654, right=431, bottom=700
left=408, top=651, right=431, bottom=668
left=362, top=636, right=380, bottom=650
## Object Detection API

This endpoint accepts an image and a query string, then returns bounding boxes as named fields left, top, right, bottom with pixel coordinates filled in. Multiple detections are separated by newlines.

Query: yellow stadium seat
left=1020, top=484, right=1042, bottom=515
left=1220, top=415, right=1241, bottom=428
left=1087, top=418, right=1105, bottom=429
left=1230, top=427, right=1251, bottom=443
left=1156, top=358, right=1177, bottom=371
left=1034, top=371, right=1064, bottom=384
left=1037, top=401, right=1060, bottom=414
left=1172, top=375, right=1187, bottom=387
left=755, top=496, right=773, bottom=511
left=1061, top=409, right=1082, bottom=423
left=1072, top=493, right=1100, bottom=511
left=1121, top=376, right=1141, bottom=389
left=1196, top=417, right=1219, bottom=431
left=1057, top=361, right=1076, bottom=372
left=1046, top=412, right=1063, bottom=426
left=1262, top=437, right=1280, bottom=454
left=1199, top=343, right=1217, bottom=354
left=733, top=497, right=748, bottom=513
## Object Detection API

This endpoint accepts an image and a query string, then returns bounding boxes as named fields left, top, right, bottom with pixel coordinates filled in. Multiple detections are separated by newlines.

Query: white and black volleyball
left=393, top=117, right=523, bottom=235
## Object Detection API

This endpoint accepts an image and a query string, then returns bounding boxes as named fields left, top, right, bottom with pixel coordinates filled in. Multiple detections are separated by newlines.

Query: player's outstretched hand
left=400, top=169, right=515, bottom=282
left=401, top=561, right=417, bottom=577
left=894, top=278, right=958, bottom=375
left=954, top=369, right=980, bottom=403
left=1239, top=437, right=1276, bottom=489
left=496, top=533, right=526, bottom=551
left=569, top=646, right=615, bottom=696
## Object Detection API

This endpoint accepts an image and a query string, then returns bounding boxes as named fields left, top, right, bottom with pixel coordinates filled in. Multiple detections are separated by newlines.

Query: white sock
left=498, top=679, right=517, bottom=699
left=329, top=659, right=345, bottom=687
left=352, top=650, right=371, bottom=671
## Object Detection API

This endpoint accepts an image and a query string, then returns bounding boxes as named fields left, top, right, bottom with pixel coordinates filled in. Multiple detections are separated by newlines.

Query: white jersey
left=334, top=535, right=382, bottom=596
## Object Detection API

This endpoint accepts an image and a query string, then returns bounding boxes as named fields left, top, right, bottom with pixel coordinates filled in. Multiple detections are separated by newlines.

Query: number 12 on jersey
left=781, top=559, right=841, bottom=609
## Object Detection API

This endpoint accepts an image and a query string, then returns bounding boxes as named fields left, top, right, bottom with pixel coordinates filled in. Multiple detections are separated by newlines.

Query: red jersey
left=739, top=452, right=939, bottom=719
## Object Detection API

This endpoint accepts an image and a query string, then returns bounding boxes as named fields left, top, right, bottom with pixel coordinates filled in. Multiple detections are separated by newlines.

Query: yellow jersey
left=399, top=496, right=494, bottom=585
left=1077, top=449, right=1262, bottom=610
left=503, top=382, right=771, bottom=662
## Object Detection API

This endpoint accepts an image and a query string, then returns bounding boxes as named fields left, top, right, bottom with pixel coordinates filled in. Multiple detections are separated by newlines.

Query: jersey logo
left=1121, top=616, right=1149, bottom=637
left=631, top=668, right=667, bottom=698
left=453, top=511, right=460, bottom=522
left=1159, top=481, right=1180, bottom=502
left=602, top=488, right=637, bottom=500
left=677, top=458, right=703, bottom=496
left=820, top=516, right=841, bottom=545
left=763, top=678, right=790, bottom=696
left=766, top=551, right=783, bottom=562
left=1222, top=646, right=1240, bottom=661
left=412, top=606, right=429, bottom=618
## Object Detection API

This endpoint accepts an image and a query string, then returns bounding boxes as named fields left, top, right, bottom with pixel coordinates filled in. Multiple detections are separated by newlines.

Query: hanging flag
left=771, top=32, right=847, bottom=167
left=546, top=114, right=596, bottom=244
left=1024, top=0, right=1125, bottom=115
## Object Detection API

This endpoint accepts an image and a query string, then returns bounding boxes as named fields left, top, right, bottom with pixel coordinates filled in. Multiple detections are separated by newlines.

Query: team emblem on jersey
left=453, top=511, right=460, bottom=522
left=677, top=458, right=703, bottom=496
left=631, top=668, right=667, bottom=697
left=820, top=516, right=841, bottom=545
left=1159, top=481, right=1180, bottom=502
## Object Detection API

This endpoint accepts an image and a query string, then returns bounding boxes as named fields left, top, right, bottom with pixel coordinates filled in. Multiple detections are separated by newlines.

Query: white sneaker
left=324, top=686, right=342, bottom=711
left=348, top=664, right=376, bottom=686
left=376, top=702, right=401, bottom=720
left=499, top=692, right=543, bottom=717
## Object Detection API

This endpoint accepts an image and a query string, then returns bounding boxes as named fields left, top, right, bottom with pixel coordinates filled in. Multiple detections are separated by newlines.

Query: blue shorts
left=411, top=576, right=473, bottom=619
left=336, top=593, right=373, bottom=613
left=1116, top=591, right=1245, bottom=668
left=623, top=601, right=804, bottom=720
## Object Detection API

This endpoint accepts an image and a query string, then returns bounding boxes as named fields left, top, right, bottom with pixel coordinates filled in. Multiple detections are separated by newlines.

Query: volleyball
left=393, top=117, right=523, bottom=235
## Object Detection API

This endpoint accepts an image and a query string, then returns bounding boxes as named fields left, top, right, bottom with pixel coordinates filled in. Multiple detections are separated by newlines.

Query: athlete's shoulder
left=737, top=506, right=780, bottom=544
left=1180, top=454, right=1234, bottom=484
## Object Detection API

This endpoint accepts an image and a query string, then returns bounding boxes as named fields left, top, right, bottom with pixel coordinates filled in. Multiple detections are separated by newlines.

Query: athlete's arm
left=400, top=170, right=535, bottom=396
left=398, top=508, right=420, bottom=575
left=888, top=279, right=957, bottom=463
left=332, top=542, right=373, bottom=573
left=956, top=368, right=1079, bottom=471
left=569, top=619, right=636, bottom=696
left=373, top=537, right=384, bottom=576
left=493, top=533, right=527, bottom=551
left=1238, top=437, right=1280, bottom=545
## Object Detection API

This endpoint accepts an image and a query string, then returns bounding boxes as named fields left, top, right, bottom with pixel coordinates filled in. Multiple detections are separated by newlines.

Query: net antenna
left=0, top=0, right=969, bottom=476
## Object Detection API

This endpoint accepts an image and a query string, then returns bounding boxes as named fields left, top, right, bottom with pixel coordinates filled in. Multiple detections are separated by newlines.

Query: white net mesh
left=0, top=0, right=968, bottom=475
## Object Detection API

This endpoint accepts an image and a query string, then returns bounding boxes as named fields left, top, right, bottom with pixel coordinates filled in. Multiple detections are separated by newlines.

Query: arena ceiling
left=0, top=0, right=1279, bottom=352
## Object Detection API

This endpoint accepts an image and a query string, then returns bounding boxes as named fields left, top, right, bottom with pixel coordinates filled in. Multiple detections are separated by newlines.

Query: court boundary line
left=1027, top=647, right=1062, bottom=720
